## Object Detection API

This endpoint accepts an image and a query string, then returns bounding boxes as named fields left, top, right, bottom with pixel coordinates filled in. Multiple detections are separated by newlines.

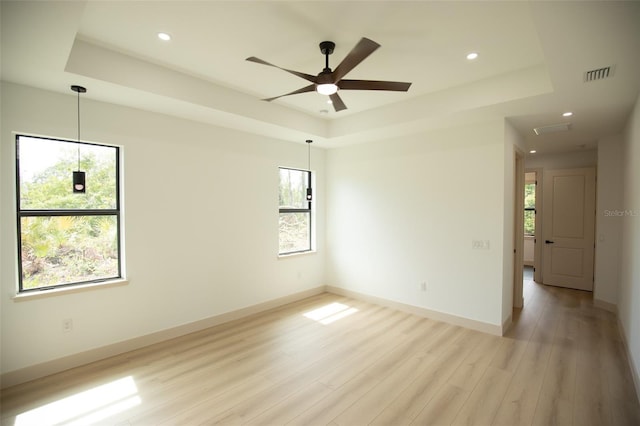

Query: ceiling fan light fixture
left=317, top=83, right=338, bottom=96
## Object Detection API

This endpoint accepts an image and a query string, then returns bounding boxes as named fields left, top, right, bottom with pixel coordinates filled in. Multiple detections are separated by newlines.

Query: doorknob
left=545, top=240, right=555, bottom=244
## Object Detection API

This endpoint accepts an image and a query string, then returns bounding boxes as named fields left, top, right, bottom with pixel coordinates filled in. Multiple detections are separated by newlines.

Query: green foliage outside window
left=524, top=182, right=535, bottom=235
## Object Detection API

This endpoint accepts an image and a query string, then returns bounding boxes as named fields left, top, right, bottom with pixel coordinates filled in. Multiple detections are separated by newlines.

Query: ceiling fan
left=246, top=37, right=412, bottom=112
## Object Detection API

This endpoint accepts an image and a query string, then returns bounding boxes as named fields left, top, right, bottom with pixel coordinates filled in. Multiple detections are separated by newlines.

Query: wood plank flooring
left=2, top=277, right=639, bottom=425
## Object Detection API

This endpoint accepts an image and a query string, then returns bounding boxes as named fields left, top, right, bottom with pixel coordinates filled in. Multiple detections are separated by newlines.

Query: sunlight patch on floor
left=15, top=376, right=141, bottom=426
left=303, top=302, right=358, bottom=325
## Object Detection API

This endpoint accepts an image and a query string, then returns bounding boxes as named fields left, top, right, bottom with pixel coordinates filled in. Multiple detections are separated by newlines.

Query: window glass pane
left=20, top=215, right=119, bottom=290
left=279, top=168, right=309, bottom=209
left=279, top=212, right=310, bottom=253
left=524, top=210, right=535, bottom=235
left=18, top=135, right=117, bottom=210
left=524, top=183, right=535, bottom=209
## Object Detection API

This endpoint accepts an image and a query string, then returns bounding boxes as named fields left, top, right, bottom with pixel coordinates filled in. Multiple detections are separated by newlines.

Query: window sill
left=13, top=279, right=129, bottom=302
left=278, top=250, right=316, bottom=259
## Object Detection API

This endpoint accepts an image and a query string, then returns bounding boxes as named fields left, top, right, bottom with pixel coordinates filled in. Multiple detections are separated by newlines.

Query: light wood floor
left=2, top=278, right=640, bottom=425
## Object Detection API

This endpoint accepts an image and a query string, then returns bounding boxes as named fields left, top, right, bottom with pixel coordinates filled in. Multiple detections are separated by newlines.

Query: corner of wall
left=502, top=120, right=526, bottom=323
left=617, top=90, right=640, bottom=404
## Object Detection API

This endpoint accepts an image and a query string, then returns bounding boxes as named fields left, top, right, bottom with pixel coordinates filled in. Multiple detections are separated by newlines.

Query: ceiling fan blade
left=263, top=84, right=316, bottom=102
left=246, top=57, right=317, bottom=83
left=331, top=38, right=380, bottom=82
left=329, top=93, right=347, bottom=112
left=338, top=79, right=412, bottom=92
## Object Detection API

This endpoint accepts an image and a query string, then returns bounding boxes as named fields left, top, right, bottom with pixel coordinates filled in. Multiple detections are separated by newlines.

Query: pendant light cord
left=77, top=89, right=81, bottom=171
left=71, top=85, right=86, bottom=171
left=306, top=139, right=312, bottom=171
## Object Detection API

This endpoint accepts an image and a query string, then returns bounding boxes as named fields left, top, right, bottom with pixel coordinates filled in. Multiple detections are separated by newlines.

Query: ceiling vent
left=584, top=66, right=614, bottom=82
left=533, top=123, right=571, bottom=136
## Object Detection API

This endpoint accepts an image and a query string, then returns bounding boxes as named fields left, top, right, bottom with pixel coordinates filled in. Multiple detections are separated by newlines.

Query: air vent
left=533, top=123, right=571, bottom=136
left=584, top=66, right=614, bottom=82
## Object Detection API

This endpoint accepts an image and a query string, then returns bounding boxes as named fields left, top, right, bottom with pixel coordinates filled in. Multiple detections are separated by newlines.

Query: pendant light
left=306, top=139, right=313, bottom=201
left=71, top=85, right=87, bottom=194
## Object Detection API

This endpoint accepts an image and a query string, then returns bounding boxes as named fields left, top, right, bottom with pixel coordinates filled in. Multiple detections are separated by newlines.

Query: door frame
left=526, top=167, right=544, bottom=283
left=513, top=150, right=525, bottom=309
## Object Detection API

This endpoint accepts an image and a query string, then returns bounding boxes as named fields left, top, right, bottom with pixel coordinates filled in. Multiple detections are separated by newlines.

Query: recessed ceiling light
left=562, top=111, right=573, bottom=117
left=529, top=150, right=537, bottom=154
left=157, top=32, right=171, bottom=41
left=466, top=52, right=478, bottom=60
left=327, top=100, right=333, bottom=104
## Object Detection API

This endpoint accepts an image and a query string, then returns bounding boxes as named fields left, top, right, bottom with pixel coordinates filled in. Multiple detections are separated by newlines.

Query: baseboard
left=0, top=286, right=325, bottom=389
left=325, top=285, right=503, bottom=336
left=593, top=298, right=618, bottom=314
left=618, top=315, right=640, bottom=405
left=502, top=313, right=513, bottom=335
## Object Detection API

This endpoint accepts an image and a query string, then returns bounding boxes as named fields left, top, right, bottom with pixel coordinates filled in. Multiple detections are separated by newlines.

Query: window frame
left=15, top=134, right=123, bottom=293
left=524, top=181, right=536, bottom=236
left=278, top=167, right=313, bottom=256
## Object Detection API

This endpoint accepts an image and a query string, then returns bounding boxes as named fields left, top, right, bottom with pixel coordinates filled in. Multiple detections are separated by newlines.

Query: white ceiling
left=2, top=1, right=639, bottom=152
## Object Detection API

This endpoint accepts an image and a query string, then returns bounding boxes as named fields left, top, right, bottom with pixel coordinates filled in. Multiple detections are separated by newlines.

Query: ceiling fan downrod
left=319, top=41, right=335, bottom=73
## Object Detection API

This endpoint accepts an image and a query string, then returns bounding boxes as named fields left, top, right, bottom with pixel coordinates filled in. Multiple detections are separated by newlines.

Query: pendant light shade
left=306, top=139, right=313, bottom=201
left=73, top=170, right=86, bottom=193
left=71, top=85, right=87, bottom=194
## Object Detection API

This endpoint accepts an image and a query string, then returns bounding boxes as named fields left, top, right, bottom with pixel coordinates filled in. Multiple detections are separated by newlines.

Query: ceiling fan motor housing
left=316, top=72, right=333, bottom=84
left=319, top=41, right=335, bottom=55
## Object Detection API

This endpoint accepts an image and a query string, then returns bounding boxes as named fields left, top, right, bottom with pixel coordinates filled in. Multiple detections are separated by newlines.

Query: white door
left=542, top=168, right=596, bottom=291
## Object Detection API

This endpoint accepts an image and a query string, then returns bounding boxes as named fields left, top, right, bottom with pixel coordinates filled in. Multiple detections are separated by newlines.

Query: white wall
left=524, top=236, right=535, bottom=265
left=325, top=120, right=507, bottom=328
left=595, top=135, right=624, bottom=306
left=0, top=83, right=326, bottom=375
left=525, top=149, right=597, bottom=170
left=619, top=91, right=640, bottom=394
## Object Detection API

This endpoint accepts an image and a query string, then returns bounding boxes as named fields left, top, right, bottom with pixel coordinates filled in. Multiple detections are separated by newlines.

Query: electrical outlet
left=63, top=318, right=73, bottom=333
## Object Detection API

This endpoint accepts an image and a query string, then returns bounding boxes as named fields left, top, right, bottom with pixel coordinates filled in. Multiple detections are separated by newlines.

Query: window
left=279, top=167, right=312, bottom=255
left=16, top=135, right=122, bottom=292
left=524, top=181, right=536, bottom=235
